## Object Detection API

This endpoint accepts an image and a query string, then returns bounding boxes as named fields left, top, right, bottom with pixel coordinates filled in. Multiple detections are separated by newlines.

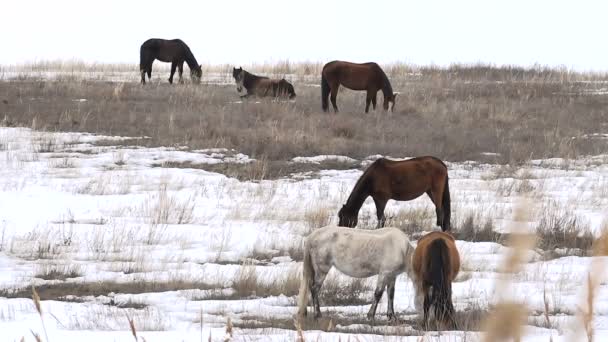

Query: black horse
left=139, top=39, right=202, bottom=84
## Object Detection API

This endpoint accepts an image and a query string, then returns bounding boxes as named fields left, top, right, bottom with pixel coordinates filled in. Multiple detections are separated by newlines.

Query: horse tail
left=297, top=242, right=314, bottom=317
left=288, top=82, right=296, bottom=99
left=321, top=74, right=330, bottom=112
left=139, top=45, right=146, bottom=80
left=428, top=238, right=454, bottom=324
left=442, top=173, right=451, bottom=231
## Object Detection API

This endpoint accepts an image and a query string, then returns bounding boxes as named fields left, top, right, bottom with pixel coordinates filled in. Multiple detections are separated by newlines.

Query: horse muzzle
left=236, top=86, right=242, bottom=93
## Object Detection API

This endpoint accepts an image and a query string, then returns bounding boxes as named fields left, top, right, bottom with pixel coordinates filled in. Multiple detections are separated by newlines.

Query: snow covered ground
left=0, top=127, right=607, bottom=341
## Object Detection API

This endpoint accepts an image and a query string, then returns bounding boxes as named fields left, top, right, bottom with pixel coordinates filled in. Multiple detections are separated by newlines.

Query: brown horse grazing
left=412, top=231, right=460, bottom=330
left=338, top=156, right=451, bottom=231
left=140, top=38, right=202, bottom=85
left=321, top=61, right=397, bottom=113
left=232, top=67, right=296, bottom=99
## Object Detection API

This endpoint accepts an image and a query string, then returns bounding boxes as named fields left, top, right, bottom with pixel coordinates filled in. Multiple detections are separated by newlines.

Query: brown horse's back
left=368, top=157, right=448, bottom=201
left=141, top=39, right=188, bottom=63
left=413, top=231, right=460, bottom=280
left=322, top=60, right=384, bottom=91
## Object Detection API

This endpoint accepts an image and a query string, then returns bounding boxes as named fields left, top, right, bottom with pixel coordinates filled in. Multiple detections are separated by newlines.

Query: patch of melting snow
left=0, top=127, right=607, bottom=340
left=291, top=155, right=357, bottom=164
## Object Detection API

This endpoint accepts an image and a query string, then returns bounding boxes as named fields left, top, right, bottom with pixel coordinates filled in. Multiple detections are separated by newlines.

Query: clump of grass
left=535, top=203, right=594, bottom=253
left=453, top=212, right=501, bottom=242
left=34, top=264, right=83, bottom=280
left=143, top=184, right=195, bottom=225
left=319, top=274, right=370, bottom=306
left=231, top=263, right=301, bottom=299
left=303, top=205, right=333, bottom=234
left=386, top=207, right=434, bottom=237
left=31, top=134, right=60, bottom=153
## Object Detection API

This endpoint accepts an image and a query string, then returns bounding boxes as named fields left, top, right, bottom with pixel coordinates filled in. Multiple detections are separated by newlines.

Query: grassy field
left=1, top=62, right=607, bottom=172
left=0, top=62, right=607, bottom=341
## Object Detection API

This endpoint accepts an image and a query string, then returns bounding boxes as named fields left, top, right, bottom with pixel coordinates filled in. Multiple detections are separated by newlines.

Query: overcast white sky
left=2, top=0, right=607, bottom=70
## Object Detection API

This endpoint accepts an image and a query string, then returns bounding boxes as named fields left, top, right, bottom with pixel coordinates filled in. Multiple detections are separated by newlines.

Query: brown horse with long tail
left=412, top=231, right=460, bottom=330
left=140, top=38, right=202, bottom=84
left=338, top=156, right=451, bottom=231
left=321, top=61, right=397, bottom=113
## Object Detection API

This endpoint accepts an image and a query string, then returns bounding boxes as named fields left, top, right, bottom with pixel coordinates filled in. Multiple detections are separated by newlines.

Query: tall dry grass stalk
left=482, top=199, right=536, bottom=342
left=200, top=306, right=203, bottom=342
left=573, top=238, right=606, bottom=342
left=32, top=286, right=50, bottom=342
left=224, top=317, right=233, bottom=342
left=293, top=318, right=305, bottom=342
left=126, top=313, right=138, bottom=341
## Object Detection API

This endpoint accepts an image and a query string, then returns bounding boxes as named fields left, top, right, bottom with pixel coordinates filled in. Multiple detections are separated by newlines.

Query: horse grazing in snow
left=338, top=156, right=451, bottom=231
left=297, top=225, right=415, bottom=320
left=412, top=231, right=460, bottom=330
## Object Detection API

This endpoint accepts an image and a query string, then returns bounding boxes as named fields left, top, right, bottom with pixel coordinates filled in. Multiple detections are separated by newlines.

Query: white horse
left=297, top=225, right=416, bottom=320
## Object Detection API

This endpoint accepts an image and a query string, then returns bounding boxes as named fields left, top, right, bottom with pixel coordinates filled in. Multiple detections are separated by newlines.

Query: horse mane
left=344, top=158, right=385, bottom=209
left=375, top=64, right=393, bottom=98
left=178, top=40, right=199, bottom=70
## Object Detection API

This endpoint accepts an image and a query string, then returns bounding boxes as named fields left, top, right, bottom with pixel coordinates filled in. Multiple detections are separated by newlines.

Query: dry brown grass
left=1, top=278, right=218, bottom=301
left=231, top=263, right=301, bottom=299
left=535, top=203, right=594, bottom=254
left=2, top=63, right=607, bottom=170
left=34, top=263, right=83, bottom=280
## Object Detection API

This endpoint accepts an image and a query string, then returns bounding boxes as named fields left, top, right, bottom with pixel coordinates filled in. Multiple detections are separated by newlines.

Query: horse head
left=338, top=204, right=358, bottom=228
left=191, top=64, right=203, bottom=84
left=233, top=67, right=244, bottom=92
left=383, top=92, right=398, bottom=112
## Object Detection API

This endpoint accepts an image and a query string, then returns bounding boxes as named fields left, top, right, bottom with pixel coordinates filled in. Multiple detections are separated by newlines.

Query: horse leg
left=387, top=277, right=396, bottom=321
left=330, top=84, right=339, bottom=112
left=372, top=196, right=388, bottom=228
left=365, top=90, right=373, bottom=113
left=141, top=68, right=146, bottom=84
left=367, top=273, right=388, bottom=320
left=311, top=269, right=328, bottom=319
left=177, top=62, right=184, bottom=84
left=372, top=93, right=377, bottom=110
left=168, top=62, right=177, bottom=84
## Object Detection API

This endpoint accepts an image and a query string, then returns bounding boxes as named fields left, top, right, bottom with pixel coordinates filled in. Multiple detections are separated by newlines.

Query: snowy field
left=0, top=126, right=606, bottom=341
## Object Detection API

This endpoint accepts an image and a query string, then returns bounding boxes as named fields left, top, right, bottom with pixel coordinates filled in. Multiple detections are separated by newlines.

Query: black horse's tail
left=139, top=44, right=151, bottom=83
left=287, top=82, right=296, bottom=99
left=427, top=238, right=454, bottom=326
left=321, top=74, right=330, bottom=112
left=442, top=174, right=451, bottom=231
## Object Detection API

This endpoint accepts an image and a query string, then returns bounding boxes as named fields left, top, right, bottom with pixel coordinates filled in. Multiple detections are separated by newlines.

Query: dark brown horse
left=338, top=156, right=451, bottom=231
left=321, top=61, right=397, bottom=113
left=232, top=67, right=296, bottom=99
left=412, top=231, right=460, bottom=330
left=140, top=38, right=202, bottom=84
